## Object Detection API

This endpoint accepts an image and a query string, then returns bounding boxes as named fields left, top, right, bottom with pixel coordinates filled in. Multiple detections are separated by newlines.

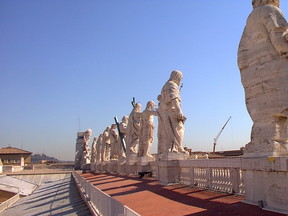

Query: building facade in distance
left=0, top=147, right=32, bottom=166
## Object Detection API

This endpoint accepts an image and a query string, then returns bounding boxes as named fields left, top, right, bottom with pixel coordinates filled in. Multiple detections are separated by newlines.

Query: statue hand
left=177, top=113, right=185, bottom=122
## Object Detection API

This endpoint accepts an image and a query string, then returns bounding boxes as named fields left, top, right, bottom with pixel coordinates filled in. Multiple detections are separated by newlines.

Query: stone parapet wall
left=92, top=158, right=244, bottom=195
left=179, top=159, right=244, bottom=195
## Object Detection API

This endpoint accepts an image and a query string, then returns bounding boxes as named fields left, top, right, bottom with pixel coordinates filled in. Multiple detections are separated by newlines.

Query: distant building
left=0, top=147, right=32, bottom=166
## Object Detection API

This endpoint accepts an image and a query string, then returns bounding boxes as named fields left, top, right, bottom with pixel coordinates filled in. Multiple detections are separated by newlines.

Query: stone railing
left=73, top=171, right=140, bottom=216
left=92, top=158, right=244, bottom=195
left=179, top=159, right=244, bottom=195
left=0, top=193, right=20, bottom=214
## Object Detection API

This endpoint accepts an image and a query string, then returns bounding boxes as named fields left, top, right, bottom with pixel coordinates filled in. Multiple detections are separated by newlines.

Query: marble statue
left=80, top=129, right=92, bottom=168
left=96, top=134, right=102, bottom=162
left=138, top=101, right=157, bottom=160
left=91, top=137, right=97, bottom=163
left=100, top=132, right=106, bottom=162
left=238, top=0, right=288, bottom=156
left=74, top=132, right=85, bottom=169
left=119, top=116, right=128, bottom=144
left=110, top=124, right=120, bottom=159
left=102, top=126, right=111, bottom=161
left=126, top=103, right=142, bottom=154
left=157, top=70, right=187, bottom=154
left=118, top=116, right=129, bottom=158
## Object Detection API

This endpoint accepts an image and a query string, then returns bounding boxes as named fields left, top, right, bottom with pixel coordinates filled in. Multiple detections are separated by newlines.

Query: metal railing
left=73, top=171, right=141, bottom=216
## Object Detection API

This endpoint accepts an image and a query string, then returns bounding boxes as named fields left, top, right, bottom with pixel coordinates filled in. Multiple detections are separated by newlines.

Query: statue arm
left=171, top=98, right=185, bottom=121
left=119, top=123, right=127, bottom=134
left=262, top=7, right=288, bottom=57
left=146, top=110, right=158, bottom=116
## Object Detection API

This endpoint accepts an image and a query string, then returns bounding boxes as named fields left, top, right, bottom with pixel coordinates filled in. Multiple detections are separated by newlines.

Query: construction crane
left=213, top=116, right=232, bottom=153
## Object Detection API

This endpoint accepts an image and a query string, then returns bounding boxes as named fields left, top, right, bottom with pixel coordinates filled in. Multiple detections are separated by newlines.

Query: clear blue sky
left=1, top=1, right=288, bottom=161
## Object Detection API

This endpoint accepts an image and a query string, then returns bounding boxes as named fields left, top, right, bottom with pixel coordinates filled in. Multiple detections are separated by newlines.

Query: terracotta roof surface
left=0, top=147, right=32, bottom=154
left=81, top=172, right=285, bottom=216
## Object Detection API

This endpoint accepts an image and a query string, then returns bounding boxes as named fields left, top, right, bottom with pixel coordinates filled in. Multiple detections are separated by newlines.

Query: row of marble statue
left=81, top=70, right=189, bottom=165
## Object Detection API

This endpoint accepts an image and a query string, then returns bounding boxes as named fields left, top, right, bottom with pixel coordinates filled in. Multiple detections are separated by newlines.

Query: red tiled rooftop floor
left=81, top=172, right=286, bottom=216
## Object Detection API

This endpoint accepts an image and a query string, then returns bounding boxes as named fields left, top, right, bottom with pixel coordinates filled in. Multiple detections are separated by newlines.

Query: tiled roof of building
left=0, top=147, right=32, bottom=155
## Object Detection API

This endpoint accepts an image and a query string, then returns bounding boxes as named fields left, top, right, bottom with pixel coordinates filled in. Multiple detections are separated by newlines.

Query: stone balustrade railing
left=178, top=159, right=244, bottom=195
left=92, top=158, right=244, bottom=195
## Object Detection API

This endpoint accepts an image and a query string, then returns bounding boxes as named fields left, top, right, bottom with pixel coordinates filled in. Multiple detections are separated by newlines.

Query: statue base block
left=161, top=152, right=189, bottom=161
left=126, top=163, right=137, bottom=176
left=243, top=156, right=288, bottom=213
left=126, top=153, right=138, bottom=165
left=137, top=155, right=155, bottom=165
left=118, top=156, right=126, bottom=165
left=95, top=162, right=101, bottom=171
left=137, top=156, right=154, bottom=173
left=108, top=160, right=118, bottom=173
left=158, top=160, right=181, bottom=184
left=100, top=162, right=108, bottom=173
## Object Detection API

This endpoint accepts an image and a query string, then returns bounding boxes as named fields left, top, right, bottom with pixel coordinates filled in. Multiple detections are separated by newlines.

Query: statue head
left=252, top=0, right=279, bottom=8
left=84, top=129, right=92, bottom=139
left=169, top=70, right=183, bottom=85
left=122, top=115, right=128, bottom=123
left=104, top=126, right=111, bottom=133
left=85, top=129, right=92, bottom=135
left=146, top=100, right=155, bottom=110
left=111, top=123, right=117, bottom=129
left=134, top=103, right=142, bottom=112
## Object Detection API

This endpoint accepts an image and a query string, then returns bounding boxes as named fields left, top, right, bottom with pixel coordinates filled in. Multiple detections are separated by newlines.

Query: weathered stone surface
left=74, top=129, right=92, bottom=170
left=157, top=70, right=187, bottom=156
left=158, top=160, right=181, bottom=184
left=110, top=124, right=120, bottom=160
left=126, top=103, right=141, bottom=155
left=95, top=134, right=102, bottom=162
left=102, top=126, right=111, bottom=161
left=138, top=101, right=157, bottom=160
left=90, top=137, right=97, bottom=163
left=239, top=1, right=288, bottom=213
left=238, top=0, right=288, bottom=157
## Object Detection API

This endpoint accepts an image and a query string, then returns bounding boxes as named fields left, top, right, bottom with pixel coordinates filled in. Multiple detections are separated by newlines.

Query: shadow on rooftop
left=81, top=172, right=284, bottom=216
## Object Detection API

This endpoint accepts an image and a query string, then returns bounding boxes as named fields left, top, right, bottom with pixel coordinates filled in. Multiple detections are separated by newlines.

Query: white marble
left=138, top=101, right=157, bottom=160
left=238, top=0, right=288, bottom=157
left=157, top=70, right=187, bottom=155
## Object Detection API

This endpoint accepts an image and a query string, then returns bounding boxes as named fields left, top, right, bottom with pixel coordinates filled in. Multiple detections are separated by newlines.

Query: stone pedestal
left=90, top=163, right=96, bottom=172
left=117, top=160, right=127, bottom=175
left=95, top=162, right=101, bottom=172
left=126, top=153, right=138, bottom=165
left=100, top=162, right=108, bottom=173
left=137, top=156, right=154, bottom=173
left=82, top=163, right=90, bottom=171
left=160, top=152, right=189, bottom=161
left=138, top=155, right=155, bottom=164
left=159, top=160, right=181, bottom=184
left=126, top=154, right=137, bottom=175
left=126, top=163, right=137, bottom=176
left=108, top=160, right=118, bottom=173
left=243, top=156, right=288, bottom=213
